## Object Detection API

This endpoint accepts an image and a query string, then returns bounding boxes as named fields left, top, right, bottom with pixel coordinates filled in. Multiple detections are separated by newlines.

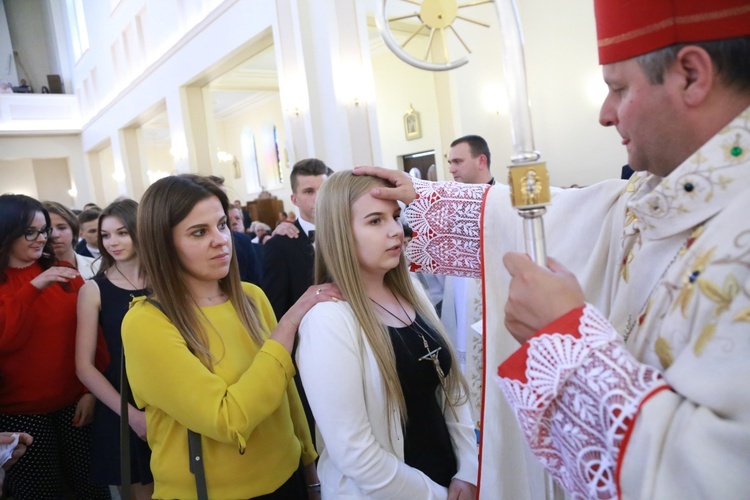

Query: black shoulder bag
left=120, top=298, right=208, bottom=500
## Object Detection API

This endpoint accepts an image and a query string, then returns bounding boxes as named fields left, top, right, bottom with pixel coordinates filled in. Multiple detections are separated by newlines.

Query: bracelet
left=307, top=482, right=321, bottom=492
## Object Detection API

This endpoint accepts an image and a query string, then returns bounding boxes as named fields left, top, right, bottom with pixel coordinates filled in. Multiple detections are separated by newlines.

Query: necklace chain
left=115, top=262, right=141, bottom=291
left=370, top=295, right=412, bottom=327
left=369, top=292, right=458, bottom=420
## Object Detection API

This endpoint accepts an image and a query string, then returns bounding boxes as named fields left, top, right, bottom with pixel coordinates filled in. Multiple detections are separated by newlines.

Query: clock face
left=382, top=0, right=493, bottom=68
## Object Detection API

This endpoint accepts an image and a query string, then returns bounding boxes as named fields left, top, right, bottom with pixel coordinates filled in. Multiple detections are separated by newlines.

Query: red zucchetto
left=594, top=0, right=750, bottom=64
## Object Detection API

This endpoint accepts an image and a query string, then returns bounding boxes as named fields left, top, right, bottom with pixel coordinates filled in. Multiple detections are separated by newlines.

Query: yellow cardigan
left=122, top=283, right=316, bottom=499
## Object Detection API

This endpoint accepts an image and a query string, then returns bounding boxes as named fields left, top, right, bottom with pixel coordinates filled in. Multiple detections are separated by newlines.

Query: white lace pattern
left=496, top=304, right=668, bottom=499
left=405, top=179, right=489, bottom=278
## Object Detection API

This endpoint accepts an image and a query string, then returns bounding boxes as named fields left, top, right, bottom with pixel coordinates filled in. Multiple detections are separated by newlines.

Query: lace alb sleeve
left=495, top=304, right=669, bottom=499
left=404, top=179, right=489, bottom=278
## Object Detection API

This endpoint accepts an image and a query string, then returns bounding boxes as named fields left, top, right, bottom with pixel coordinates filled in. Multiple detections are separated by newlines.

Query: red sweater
left=0, top=263, right=94, bottom=414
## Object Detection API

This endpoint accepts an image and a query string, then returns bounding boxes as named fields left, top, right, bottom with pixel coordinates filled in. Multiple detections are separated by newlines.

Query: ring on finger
left=316, top=288, right=322, bottom=295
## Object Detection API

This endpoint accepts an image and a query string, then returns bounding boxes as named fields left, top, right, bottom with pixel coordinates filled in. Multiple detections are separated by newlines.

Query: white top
left=75, top=253, right=100, bottom=280
left=297, top=298, right=478, bottom=499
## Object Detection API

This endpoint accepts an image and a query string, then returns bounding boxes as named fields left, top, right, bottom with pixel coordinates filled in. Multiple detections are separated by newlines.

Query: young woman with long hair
left=75, top=199, right=153, bottom=498
left=0, top=194, right=111, bottom=499
left=42, top=201, right=100, bottom=279
left=121, top=174, right=341, bottom=499
left=296, top=171, right=478, bottom=499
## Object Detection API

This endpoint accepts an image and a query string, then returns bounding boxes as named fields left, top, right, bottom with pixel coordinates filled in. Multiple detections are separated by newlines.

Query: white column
left=274, top=0, right=381, bottom=170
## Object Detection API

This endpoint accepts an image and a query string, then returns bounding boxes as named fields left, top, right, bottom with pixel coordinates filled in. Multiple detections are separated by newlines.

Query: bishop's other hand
left=503, top=253, right=585, bottom=343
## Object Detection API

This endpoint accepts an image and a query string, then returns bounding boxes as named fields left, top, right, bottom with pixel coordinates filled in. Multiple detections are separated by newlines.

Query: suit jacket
left=261, top=220, right=315, bottom=320
left=75, top=239, right=94, bottom=258
left=233, top=231, right=263, bottom=285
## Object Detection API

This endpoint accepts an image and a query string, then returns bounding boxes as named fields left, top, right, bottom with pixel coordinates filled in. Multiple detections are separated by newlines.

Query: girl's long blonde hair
left=137, top=174, right=266, bottom=369
left=314, top=171, right=469, bottom=424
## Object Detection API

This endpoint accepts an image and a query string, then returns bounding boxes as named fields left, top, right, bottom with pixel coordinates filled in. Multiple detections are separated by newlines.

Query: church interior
left=0, top=0, right=626, bottom=220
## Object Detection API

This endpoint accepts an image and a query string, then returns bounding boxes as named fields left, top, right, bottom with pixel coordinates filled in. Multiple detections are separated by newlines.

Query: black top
left=388, top=314, right=457, bottom=488
left=89, top=274, right=152, bottom=484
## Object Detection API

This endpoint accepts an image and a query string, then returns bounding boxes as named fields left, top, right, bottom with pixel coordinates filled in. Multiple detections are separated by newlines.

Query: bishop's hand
left=353, top=166, right=417, bottom=205
left=503, top=253, right=585, bottom=343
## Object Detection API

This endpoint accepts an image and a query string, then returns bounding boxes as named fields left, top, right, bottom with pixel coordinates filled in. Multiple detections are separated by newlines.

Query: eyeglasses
left=24, top=227, right=53, bottom=241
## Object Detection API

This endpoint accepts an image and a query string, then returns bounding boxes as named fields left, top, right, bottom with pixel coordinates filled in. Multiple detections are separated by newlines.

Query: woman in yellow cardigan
left=122, top=174, right=341, bottom=499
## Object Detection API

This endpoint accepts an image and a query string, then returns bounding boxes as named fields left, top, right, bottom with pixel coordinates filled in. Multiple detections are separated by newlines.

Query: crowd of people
left=1, top=1, right=748, bottom=498
left=0, top=164, right=478, bottom=499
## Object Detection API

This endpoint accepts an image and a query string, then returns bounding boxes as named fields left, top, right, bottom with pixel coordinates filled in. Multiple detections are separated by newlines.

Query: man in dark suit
left=233, top=230, right=264, bottom=285
left=233, top=199, right=253, bottom=233
left=261, top=158, right=329, bottom=444
left=262, top=158, right=329, bottom=320
left=75, top=207, right=101, bottom=258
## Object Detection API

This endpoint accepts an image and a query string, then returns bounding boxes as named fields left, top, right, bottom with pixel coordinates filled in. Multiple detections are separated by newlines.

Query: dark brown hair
left=98, top=199, right=139, bottom=274
left=137, top=174, right=267, bottom=368
left=0, top=194, right=54, bottom=282
left=290, top=158, right=329, bottom=193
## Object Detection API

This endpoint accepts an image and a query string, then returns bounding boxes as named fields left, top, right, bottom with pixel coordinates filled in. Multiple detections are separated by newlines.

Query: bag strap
left=119, top=297, right=208, bottom=499
left=120, top=348, right=132, bottom=500
left=188, top=430, right=208, bottom=500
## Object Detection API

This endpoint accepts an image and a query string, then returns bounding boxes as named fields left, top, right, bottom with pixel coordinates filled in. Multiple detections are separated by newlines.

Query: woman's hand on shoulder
left=30, top=265, right=80, bottom=290
left=447, top=478, right=476, bottom=500
left=271, top=284, right=343, bottom=353
left=282, top=283, right=344, bottom=330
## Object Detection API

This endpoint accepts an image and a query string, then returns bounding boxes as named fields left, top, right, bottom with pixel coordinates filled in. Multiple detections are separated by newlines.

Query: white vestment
left=405, top=106, right=750, bottom=499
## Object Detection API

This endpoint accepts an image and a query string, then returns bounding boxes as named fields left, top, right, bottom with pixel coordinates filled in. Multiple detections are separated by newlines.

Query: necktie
left=308, top=230, right=315, bottom=244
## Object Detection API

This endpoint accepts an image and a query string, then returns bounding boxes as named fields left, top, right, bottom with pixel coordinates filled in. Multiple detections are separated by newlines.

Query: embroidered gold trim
left=599, top=5, right=750, bottom=48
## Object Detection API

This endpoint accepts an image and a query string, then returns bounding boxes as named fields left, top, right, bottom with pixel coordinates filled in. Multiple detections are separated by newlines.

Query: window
left=66, top=0, right=89, bottom=61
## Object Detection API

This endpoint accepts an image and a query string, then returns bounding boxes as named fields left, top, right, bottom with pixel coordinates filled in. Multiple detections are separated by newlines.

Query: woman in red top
left=0, top=194, right=110, bottom=499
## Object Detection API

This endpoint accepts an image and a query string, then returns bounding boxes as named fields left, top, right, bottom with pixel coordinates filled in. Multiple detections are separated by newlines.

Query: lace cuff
left=496, top=304, right=669, bottom=499
left=404, top=178, right=489, bottom=278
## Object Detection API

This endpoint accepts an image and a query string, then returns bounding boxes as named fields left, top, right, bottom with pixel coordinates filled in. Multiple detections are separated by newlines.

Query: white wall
left=38, top=0, right=629, bottom=205
left=517, top=0, right=626, bottom=186
left=366, top=0, right=627, bottom=187
left=0, top=134, right=90, bottom=206
left=143, top=143, right=173, bottom=183
left=0, top=1, right=20, bottom=86
left=0, top=157, right=73, bottom=206
left=0, top=158, right=36, bottom=197
left=33, top=157, right=72, bottom=205
left=371, top=45, right=444, bottom=175
left=4, top=0, right=55, bottom=92
left=97, top=144, right=119, bottom=205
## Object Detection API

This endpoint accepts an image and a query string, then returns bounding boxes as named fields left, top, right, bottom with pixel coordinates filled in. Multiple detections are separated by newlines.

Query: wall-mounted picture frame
left=403, top=104, right=421, bottom=141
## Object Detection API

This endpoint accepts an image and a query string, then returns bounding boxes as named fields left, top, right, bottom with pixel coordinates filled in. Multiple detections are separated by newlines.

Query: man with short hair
left=442, top=135, right=496, bottom=429
left=262, top=158, right=329, bottom=447
left=228, top=206, right=245, bottom=233
left=262, top=158, right=328, bottom=320
left=233, top=199, right=252, bottom=231
left=447, top=135, right=494, bottom=185
left=75, top=207, right=101, bottom=258
left=356, top=1, right=750, bottom=497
